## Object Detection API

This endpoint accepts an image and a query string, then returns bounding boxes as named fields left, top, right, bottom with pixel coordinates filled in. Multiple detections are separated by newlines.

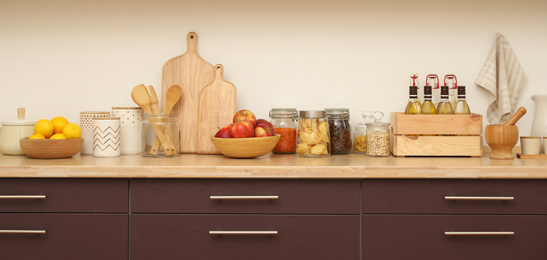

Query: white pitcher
left=530, top=94, right=547, bottom=137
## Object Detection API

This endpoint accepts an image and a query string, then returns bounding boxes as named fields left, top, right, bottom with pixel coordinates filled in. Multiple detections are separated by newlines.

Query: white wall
left=1, top=0, right=546, bottom=138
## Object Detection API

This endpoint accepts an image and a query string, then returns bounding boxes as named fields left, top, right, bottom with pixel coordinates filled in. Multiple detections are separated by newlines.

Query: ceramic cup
left=111, top=107, right=144, bottom=155
left=80, top=111, right=111, bottom=155
left=92, top=117, right=121, bottom=157
left=520, top=136, right=541, bottom=155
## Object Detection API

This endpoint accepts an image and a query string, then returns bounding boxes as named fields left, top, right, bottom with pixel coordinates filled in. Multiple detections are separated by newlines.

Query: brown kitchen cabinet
left=130, top=179, right=361, bottom=260
left=361, top=179, right=547, bottom=260
left=0, top=179, right=129, bottom=260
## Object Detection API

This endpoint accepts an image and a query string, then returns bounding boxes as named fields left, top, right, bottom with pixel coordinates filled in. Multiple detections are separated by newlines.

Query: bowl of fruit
left=210, top=110, right=280, bottom=158
left=19, top=117, right=83, bottom=159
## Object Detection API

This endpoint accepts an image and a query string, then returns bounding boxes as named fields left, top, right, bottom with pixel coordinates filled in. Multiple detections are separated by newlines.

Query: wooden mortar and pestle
left=485, top=107, right=527, bottom=159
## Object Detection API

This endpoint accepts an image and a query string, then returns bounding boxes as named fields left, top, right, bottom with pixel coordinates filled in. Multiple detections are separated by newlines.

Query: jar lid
left=325, top=108, right=349, bottom=115
left=270, top=108, right=297, bottom=116
left=366, top=122, right=390, bottom=127
left=299, top=110, right=326, bottom=118
left=2, top=107, right=36, bottom=126
left=1, top=120, right=35, bottom=126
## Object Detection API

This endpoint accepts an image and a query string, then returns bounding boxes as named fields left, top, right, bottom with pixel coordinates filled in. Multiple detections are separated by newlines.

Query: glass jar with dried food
left=296, top=110, right=330, bottom=157
left=325, top=108, right=352, bottom=155
left=366, top=122, right=390, bottom=157
left=269, top=108, right=298, bottom=154
left=353, top=111, right=373, bottom=154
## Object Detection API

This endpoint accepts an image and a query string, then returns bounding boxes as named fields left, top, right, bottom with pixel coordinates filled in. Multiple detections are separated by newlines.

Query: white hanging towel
left=475, top=33, right=525, bottom=124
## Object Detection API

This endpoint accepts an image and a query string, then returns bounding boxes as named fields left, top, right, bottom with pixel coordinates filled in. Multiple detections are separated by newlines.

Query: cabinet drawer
left=0, top=213, right=128, bottom=260
left=131, top=179, right=360, bottom=214
left=131, top=214, right=359, bottom=260
left=362, top=215, right=547, bottom=260
left=0, top=179, right=128, bottom=213
left=362, top=179, right=547, bottom=214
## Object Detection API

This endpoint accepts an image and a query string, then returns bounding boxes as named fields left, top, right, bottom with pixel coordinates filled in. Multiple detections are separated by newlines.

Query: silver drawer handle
left=0, top=195, right=46, bottom=199
left=209, top=231, right=278, bottom=235
left=445, top=231, right=514, bottom=236
left=210, top=196, right=279, bottom=200
left=444, top=196, right=514, bottom=201
left=0, top=230, right=46, bottom=234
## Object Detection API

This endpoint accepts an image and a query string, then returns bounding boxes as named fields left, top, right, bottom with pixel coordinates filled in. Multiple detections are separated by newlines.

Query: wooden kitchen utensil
left=197, top=64, right=237, bottom=154
left=150, top=85, right=182, bottom=155
left=131, top=84, right=174, bottom=156
left=148, top=85, right=176, bottom=155
left=161, top=32, right=215, bottom=153
left=485, top=107, right=527, bottom=160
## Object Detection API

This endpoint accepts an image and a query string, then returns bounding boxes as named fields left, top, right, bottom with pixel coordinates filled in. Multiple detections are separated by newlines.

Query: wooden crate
left=390, top=113, right=483, bottom=157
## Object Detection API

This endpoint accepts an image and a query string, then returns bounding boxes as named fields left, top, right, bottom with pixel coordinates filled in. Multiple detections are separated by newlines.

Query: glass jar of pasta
left=269, top=108, right=298, bottom=154
left=296, top=110, right=330, bottom=157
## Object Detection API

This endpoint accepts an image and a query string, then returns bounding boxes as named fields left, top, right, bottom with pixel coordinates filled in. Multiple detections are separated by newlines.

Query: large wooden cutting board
left=197, top=64, right=237, bottom=154
left=162, top=32, right=215, bottom=153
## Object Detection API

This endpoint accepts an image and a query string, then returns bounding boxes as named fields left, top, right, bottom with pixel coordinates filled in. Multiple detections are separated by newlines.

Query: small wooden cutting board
left=161, top=32, right=215, bottom=153
left=197, top=64, right=237, bottom=154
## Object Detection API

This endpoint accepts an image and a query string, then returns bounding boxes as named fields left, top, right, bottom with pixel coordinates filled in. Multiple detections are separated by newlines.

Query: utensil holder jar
left=140, top=114, right=180, bottom=157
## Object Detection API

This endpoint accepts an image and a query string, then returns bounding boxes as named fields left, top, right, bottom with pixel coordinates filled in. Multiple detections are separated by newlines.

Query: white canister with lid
left=0, top=108, right=36, bottom=155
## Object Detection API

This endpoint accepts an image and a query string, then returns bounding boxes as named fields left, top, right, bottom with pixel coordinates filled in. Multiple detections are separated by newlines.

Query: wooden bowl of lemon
left=210, top=135, right=280, bottom=158
left=20, top=138, right=84, bottom=159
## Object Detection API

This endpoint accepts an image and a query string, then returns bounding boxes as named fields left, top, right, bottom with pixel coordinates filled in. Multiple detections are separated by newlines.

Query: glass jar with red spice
left=269, top=108, right=298, bottom=154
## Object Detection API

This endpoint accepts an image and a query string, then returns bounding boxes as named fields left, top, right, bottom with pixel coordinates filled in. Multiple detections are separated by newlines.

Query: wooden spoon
left=150, top=85, right=182, bottom=154
left=131, top=84, right=174, bottom=156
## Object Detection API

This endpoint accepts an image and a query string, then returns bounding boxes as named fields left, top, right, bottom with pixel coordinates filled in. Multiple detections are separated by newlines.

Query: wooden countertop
left=2, top=152, right=547, bottom=179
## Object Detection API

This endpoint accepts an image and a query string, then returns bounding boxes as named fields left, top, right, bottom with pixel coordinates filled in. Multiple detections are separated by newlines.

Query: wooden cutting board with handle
left=162, top=32, right=215, bottom=153
left=197, top=64, right=237, bottom=154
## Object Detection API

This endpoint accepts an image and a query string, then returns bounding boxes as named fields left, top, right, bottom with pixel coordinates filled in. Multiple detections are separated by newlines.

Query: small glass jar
left=366, top=122, right=390, bottom=157
left=296, top=110, right=330, bottom=157
left=141, top=114, right=180, bottom=157
left=325, top=108, right=352, bottom=155
left=353, top=111, right=373, bottom=154
left=269, top=108, right=298, bottom=154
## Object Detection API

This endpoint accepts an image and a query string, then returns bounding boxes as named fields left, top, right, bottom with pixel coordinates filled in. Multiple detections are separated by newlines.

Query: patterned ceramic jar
left=80, top=111, right=110, bottom=155
left=111, top=107, right=144, bottom=154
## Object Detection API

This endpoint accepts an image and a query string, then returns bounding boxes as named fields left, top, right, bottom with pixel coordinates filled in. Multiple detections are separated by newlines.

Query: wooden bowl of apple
left=210, top=110, right=280, bottom=158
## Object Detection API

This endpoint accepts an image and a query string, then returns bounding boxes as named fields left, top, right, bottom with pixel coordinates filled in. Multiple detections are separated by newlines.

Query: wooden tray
left=517, top=153, right=547, bottom=159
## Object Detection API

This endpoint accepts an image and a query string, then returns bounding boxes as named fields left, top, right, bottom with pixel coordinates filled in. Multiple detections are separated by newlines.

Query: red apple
left=233, top=109, right=257, bottom=127
left=229, top=120, right=254, bottom=138
left=214, top=125, right=231, bottom=138
left=256, top=119, right=274, bottom=129
left=255, top=124, right=274, bottom=137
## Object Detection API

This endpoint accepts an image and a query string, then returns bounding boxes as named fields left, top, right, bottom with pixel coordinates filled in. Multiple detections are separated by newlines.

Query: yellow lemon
left=51, top=117, right=69, bottom=134
left=34, top=119, right=54, bottom=138
left=62, top=123, right=82, bottom=139
left=50, top=133, right=67, bottom=139
left=29, top=133, right=46, bottom=139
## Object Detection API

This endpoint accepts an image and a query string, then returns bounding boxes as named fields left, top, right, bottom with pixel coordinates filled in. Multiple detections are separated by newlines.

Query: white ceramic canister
left=0, top=108, right=36, bottom=155
left=0, top=120, right=35, bottom=155
left=92, top=117, right=121, bottom=157
left=111, top=107, right=144, bottom=155
left=80, top=111, right=110, bottom=155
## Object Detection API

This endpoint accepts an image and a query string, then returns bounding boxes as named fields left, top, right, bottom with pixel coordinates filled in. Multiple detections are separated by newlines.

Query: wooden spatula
left=150, top=85, right=182, bottom=155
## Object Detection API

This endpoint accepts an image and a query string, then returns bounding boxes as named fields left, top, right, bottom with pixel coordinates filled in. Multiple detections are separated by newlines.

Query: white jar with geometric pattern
left=80, top=111, right=110, bottom=155
left=92, top=117, right=121, bottom=157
